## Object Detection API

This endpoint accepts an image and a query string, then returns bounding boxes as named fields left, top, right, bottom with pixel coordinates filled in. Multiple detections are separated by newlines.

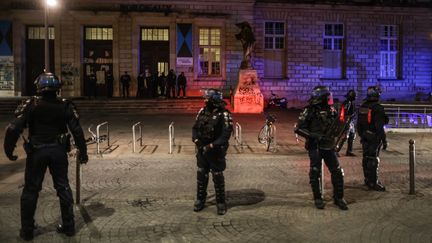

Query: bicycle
left=258, top=113, right=277, bottom=152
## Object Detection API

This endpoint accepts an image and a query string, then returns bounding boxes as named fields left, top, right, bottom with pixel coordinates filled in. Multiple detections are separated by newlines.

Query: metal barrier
left=169, top=122, right=175, bottom=154
left=409, top=139, right=416, bottom=195
left=383, top=103, right=432, bottom=129
left=235, top=122, right=242, bottom=146
left=132, top=122, right=143, bottom=153
left=96, top=121, right=110, bottom=154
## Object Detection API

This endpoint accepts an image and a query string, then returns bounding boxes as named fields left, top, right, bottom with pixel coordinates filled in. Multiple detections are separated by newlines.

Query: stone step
left=0, top=98, right=232, bottom=115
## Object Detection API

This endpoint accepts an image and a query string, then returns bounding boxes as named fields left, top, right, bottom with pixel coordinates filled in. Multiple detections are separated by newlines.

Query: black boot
left=56, top=224, right=75, bottom=237
left=366, top=157, right=386, bottom=192
left=331, top=167, right=348, bottom=210
left=212, top=171, right=226, bottom=215
left=194, top=168, right=209, bottom=212
left=310, top=167, right=325, bottom=209
left=19, top=229, right=33, bottom=241
left=334, top=198, right=348, bottom=210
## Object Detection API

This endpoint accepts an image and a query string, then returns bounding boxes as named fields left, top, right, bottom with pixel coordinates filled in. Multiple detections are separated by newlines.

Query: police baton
left=75, top=150, right=82, bottom=205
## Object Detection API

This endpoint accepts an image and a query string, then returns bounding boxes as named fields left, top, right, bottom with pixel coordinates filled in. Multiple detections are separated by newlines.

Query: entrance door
left=83, top=26, right=113, bottom=97
left=140, top=27, right=169, bottom=76
left=25, top=26, right=54, bottom=96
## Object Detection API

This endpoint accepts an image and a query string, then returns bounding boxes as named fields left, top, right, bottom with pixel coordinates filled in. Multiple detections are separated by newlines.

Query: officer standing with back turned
left=3, top=72, right=88, bottom=241
left=357, top=86, right=387, bottom=191
left=192, top=89, right=233, bottom=215
left=295, top=86, right=348, bottom=210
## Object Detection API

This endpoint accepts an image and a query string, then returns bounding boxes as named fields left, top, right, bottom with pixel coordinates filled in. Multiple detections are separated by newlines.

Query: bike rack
left=132, top=122, right=143, bottom=153
left=169, top=122, right=176, bottom=154
left=235, top=122, right=242, bottom=146
left=96, top=121, right=110, bottom=154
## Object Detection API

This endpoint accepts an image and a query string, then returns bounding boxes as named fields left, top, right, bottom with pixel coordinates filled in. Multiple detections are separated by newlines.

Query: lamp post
left=44, top=0, right=57, bottom=73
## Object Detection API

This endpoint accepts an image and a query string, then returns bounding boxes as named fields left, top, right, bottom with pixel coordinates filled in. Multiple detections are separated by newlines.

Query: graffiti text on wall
left=0, top=56, right=14, bottom=90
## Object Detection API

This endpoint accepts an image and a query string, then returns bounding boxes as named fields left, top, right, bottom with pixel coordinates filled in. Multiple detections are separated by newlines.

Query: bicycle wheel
left=258, top=125, right=267, bottom=144
left=266, top=125, right=275, bottom=152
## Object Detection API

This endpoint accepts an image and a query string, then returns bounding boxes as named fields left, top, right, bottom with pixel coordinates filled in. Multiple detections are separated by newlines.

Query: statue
left=235, top=21, right=256, bottom=69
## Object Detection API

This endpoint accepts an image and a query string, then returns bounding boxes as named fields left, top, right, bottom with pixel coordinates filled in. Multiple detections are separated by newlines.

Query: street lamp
left=44, top=0, right=58, bottom=73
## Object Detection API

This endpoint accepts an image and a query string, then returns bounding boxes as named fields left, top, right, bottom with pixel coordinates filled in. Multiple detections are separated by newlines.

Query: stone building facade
left=0, top=0, right=431, bottom=106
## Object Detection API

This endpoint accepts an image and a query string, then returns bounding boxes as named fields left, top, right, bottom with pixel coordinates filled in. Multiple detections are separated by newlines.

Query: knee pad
left=197, top=168, right=209, bottom=180
left=366, top=156, right=379, bottom=168
left=331, top=167, right=344, bottom=178
left=309, top=166, right=321, bottom=181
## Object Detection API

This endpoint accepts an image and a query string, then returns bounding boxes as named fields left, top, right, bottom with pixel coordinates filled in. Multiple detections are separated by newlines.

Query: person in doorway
left=177, top=72, right=187, bottom=98
left=137, top=71, right=146, bottom=98
left=166, top=69, right=177, bottom=98
left=106, top=70, right=114, bottom=98
left=158, top=72, right=166, bottom=97
left=87, top=71, right=97, bottom=99
left=120, top=71, right=131, bottom=98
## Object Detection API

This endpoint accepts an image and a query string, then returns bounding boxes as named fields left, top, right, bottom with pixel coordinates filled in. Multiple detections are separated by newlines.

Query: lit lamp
left=44, top=0, right=58, bottom=73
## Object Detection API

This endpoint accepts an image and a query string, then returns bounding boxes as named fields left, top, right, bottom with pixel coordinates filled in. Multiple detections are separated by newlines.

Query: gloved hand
left=382, top=141, right=388, bottom=150
left=202, top=143, right=214, bottom=153
left=6, top=153, right=18, bottom=161
left=77, top=151, right=88, bottom=164
left=193, top=139, right=204, bottom=149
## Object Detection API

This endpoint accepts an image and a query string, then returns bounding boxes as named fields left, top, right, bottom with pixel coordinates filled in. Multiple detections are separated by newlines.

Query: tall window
left=323, top=23, right=344, bottom=79
left=380, top=25, right=398, bottom=78
left=264, top=22, right=285, bottom=49
left=28, top=26, right=55, bottom=39
left=85, top=27, right=113, bottom=40
left=199, top=28, right=221, bottom=76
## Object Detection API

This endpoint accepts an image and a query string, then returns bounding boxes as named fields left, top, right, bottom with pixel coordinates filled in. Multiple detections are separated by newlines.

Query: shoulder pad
left=14, top=97, right=38, bottom=117
left=195, top=107, right=204, bottom=120
left=63, top=99, right=80, bottom=119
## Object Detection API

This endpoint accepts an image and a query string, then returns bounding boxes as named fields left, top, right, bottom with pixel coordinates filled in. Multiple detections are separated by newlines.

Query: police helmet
left=34, top=72, right=62, bottom=93
left=204, top=88, right=223, bottom=102
left=310, top=86, right=333, bottom=105
left=345, top=89, right=356, bottom=101
left=366, top=86, right=381, bottom=100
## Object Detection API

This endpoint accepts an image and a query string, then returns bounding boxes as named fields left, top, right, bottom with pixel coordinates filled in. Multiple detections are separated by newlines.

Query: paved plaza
left=0, top=110, right=431, bottom=242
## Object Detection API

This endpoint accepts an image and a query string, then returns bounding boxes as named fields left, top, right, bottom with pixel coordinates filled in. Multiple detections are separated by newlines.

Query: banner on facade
left=176, top=24, right=192, bottom=66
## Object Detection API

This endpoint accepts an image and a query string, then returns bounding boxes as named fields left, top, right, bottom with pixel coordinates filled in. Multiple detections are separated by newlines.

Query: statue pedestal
left=233, top=69, right=264, bottom=113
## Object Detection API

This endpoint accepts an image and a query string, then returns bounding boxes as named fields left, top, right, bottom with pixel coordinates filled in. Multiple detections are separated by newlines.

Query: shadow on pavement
left=225, top=189, right=266, bottom=209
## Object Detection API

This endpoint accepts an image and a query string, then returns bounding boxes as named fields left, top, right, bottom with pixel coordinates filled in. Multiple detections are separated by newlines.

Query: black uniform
left=166, top=70, right=176, bottom=98
left=357, top=94, right=387, bottom=191
left=4, top=93, right=88, bottom=239
left=192, top=94, right=233, bottom=215
left=337, top=93, right=356, bottom=156
left=295, top=86, right=348, bottom=210
left=120, top=72, right=131, bottom=98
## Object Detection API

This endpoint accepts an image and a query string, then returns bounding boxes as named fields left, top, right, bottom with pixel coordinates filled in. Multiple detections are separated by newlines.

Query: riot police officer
left=3, top=73, right=88, bottom=240
left=295, top=86, right=348, bottom=210
left=357, top=86, right=386, bottom=191
left=336, top=90, right=357, bottom=156
left=192, top=89, right=233, bottom=215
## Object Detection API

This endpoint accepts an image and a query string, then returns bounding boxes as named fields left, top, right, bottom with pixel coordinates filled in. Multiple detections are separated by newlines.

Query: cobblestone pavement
left=0, top=110, right=431, bottom=242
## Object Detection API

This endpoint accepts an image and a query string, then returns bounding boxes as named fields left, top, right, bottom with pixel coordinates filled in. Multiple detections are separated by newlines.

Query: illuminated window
left=85, top=27, right=113, bottom=40
left=158, top=62, right=168, bottom=76
left=323, top=23, right=344, bottom=79
left=380, top=25, right=398, bottom=78
left=141, top=28, right=169, bottom=41
left=264, top=22, right=285, bottom=49
left=199, top=28, right=221, bottom=76
left=28, top=27, right=55, bottom=40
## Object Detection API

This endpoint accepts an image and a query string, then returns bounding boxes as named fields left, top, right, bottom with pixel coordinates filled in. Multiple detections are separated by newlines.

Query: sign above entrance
left=176, top=57, right=193, bottom=66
